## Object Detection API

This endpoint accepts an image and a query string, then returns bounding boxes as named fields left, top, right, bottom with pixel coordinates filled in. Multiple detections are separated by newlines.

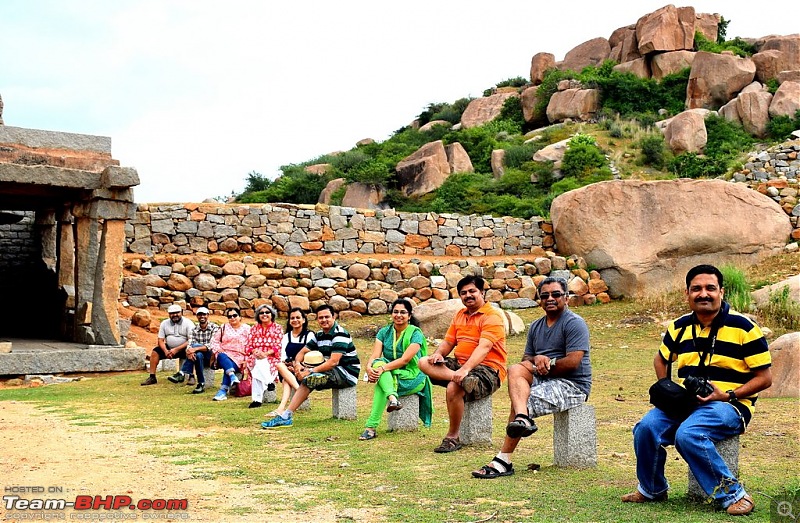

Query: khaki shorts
left=430, top=358, right=501, bottom=402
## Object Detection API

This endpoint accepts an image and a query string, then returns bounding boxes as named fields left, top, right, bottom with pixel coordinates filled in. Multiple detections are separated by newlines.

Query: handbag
left=233, top=377, right=252, bottom=397
left=648, top=323, right=715, bottom=420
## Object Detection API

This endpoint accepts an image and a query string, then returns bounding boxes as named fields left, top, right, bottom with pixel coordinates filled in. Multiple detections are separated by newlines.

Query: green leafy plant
left=638, top=134, right=667, bottom=169
left=720, top=264, right=752, bottom=312
left=767, top=110, right=800, bottom=140
left=561, top=135, right=609, bottom=180
left=694, top=31, right=756, bottom=57
left=760, top=286, right=800, bottom=331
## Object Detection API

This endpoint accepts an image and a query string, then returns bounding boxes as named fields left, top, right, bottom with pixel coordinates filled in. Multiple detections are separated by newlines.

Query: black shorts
left=152, top=346, right=187, bottom=360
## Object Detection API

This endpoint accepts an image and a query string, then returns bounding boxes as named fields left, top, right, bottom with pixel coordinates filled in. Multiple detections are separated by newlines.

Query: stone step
left=0, top=340, right=145, bottom=375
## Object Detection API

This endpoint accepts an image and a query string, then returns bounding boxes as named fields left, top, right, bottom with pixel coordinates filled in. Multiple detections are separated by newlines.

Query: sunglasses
left=539, top=291, right=565, bottom=300
left=258, top=310, right=272, bottom=315
left=227, top=313, right=240, bottom=319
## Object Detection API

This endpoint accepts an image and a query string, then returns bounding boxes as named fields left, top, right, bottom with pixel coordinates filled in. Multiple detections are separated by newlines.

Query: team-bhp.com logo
left=3, top=489, right=189, bottom=520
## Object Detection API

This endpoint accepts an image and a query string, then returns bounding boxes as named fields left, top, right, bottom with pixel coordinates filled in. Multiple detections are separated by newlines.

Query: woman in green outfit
left=359, top=298, right=433, bottom=440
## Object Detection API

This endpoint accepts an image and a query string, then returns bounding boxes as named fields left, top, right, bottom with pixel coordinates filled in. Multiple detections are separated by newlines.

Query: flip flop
left=359, top=428, right=377, bottom=441
left=506, top=413, right=538, bottom=438
left=472, top=457, right=514, bottom=479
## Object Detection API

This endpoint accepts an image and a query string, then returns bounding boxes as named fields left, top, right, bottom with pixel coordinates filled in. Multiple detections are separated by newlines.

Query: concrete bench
left=687, top=436, right=740, bottom=500
left=388, top=394, right=420, bottom=432
left=461, top=395, right=493, bottom=446
left=289, top=388, right=311, bottom=411
left=553, top=403, right=597, bottom=468
left=332, top=385, right=357, bottom=420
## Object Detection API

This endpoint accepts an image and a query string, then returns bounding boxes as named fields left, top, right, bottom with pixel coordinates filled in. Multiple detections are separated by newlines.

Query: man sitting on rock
left=261, top=305, right=361, bottom=428
left=168, top=306, right=219, bottom=394
left=141, top=304, right=194, bottom=386
left=471, top=276, right=591, bottom=478
left=418, top=275, right=507, bottom=453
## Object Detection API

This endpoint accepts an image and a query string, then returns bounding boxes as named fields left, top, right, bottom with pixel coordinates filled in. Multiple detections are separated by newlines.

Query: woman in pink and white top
left=209, top=307, right=251, bottom=401
left=246, top=304, right=300, bottom=409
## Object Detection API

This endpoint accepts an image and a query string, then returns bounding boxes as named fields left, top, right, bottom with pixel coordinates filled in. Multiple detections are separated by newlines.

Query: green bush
left=443, top=126, right=498, bottom=173
left=503, top=143, right=537, bottom=169
left=345, top=158, right=392, bottom=185
left=561, top=136, right=608, bottom=180
left=429, top=172, right=493, bottom=214
left=242, top=171, right=271, bottom=193
left=483, top=76, right=527, bottom=97
left=694, top=32, right=756, bottom=57
left=639, top=134, right=667, bottom=169
left=238, top=167, right=329, bottom=204
left=720, top=265, right=752, bottom=312
left=419, top=98, right=473, bottom=125
left=767, top=110, right=800, bottom=140
left=535, top=69, right=572, bottom=119
left=760, top=286, right=800, bottom=331
left=668, top=153, right=724, bottom=179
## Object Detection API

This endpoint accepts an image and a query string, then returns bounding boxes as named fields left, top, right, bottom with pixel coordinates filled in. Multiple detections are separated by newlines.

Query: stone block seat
left=687, top=436, right=740, bottom=499
left=388, top=393, right=420, bottom=432
left=461, top=395, right=493, bottom=445
left=332, top=385, right=357, bottom=420
left=552, top=402, right=597, bottom=468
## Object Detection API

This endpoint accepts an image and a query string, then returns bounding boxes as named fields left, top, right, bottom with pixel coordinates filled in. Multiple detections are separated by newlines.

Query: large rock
left=737, top=88, right=773, bottom=138
left=686, top=52, right=756, bottom=110
left=609, top=25, right=641, bottom=64
left=318, top=178, right=346, bottom=204
left=560, top=37, right=611, bottom=72
left=760, top=332, right=800, bottom=398
left=751, top=274, right=800, bottom=308
left=636, top=5, right=696, bottom=55
left=651, top=50, right=696, bottom=80
left=460, top=92, right=518, bottom=129
left=550, top=179, right=792, bottom=298
left=395, top=140, right=451, bottom=197
left=546, top=89, right=600, bottom=123
left=532, top=138, right=570, bottom=169
left=521, top=85, right=543, bottom=123
left=694, top=12, right=720, bottom=43
left=612, top=58, right=649, bottom=79
left=414, top=298, right=520, bottom=339
left=663, top=110, right=707, bottom=154
left=530, top=52, right=555, bottom=85
left=752, top=35, right=800, bottom=84
left=445, top=142, right=474, bottom=174
left=341, top=182, right=386, bottom=210
left=769, top=81, right=800, bottom=118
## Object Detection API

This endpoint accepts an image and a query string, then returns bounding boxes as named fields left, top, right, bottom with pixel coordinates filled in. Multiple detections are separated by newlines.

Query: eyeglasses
left=258, top=310, right=271, bottom=315
left=196, top=313, right=208, bottom=316
left=539, top=291, right=565, bottom=300
left=227, top=313, right=240, bottom=319
left=392, top=310, right=409, bottom=315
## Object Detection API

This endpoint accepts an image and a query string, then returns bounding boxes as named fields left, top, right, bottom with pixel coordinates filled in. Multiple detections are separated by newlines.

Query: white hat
left=195, top=307, right=210, bottom=315
left=167, top=304, right=182, bottom=313
left=302, top=351, right=325, bottom=366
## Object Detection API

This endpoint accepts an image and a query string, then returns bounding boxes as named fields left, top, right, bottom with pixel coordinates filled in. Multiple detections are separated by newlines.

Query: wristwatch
left=550, top=357, right=557, bottom=368
left=726, top=389, right=737, bottom=402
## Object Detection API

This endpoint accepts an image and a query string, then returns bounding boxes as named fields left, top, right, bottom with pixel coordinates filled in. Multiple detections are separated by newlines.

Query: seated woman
left=247, top=304, right=300, bottom=409
left=269, top=307, right=316, bottom=416
left=209, top=307, right=251, bottom=401
left=360, top=298, right=433, bottom=440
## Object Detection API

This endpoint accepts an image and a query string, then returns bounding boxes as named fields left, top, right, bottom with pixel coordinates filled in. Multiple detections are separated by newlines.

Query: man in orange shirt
left=419, top=275, right=507, bottom=453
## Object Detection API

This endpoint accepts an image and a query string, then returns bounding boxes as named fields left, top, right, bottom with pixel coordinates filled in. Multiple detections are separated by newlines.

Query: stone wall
left=126, top=203, right=555, bottom=257
left=121, top=251, right=611, bottom=319
left=0, top=211, right=37, bottom=273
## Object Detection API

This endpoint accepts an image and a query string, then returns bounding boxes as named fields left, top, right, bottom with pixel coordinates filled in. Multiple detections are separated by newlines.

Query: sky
left=1, top=1, right=798, bottom=203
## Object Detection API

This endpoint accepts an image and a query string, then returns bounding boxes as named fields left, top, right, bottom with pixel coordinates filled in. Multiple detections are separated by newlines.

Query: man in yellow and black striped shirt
left=622, top=264, right=772, bottom=516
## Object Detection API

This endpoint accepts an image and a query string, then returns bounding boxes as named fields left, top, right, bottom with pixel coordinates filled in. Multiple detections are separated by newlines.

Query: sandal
left=386, top=396, right=402, bottom=412
left=359, top=428, right=377, bottom=441
left=433, top=437, right=463, bottom=453
left=471, top=457, right=514, bottom=479
left=506, top=413, right=538, bottom=438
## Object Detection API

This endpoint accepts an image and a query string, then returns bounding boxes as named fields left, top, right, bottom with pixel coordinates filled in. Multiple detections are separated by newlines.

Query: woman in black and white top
left=268, top=307, right=316, bottom=416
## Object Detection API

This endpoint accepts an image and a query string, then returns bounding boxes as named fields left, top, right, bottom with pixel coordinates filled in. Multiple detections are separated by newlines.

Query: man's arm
left=428, top=339, right=454, bottom=363
left=654, top=352, right=668, bottom=380
left=700, top=367, right=773, bottom=403
left=451, top=338, right=492, bottom=384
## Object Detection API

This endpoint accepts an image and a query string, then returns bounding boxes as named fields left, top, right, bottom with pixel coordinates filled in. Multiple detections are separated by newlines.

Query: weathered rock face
left=546, top=89, right=600, bottom=123
left=612, top=58, right=649, bottom=78
left=521, top=85, right=542, bottom=123
left=651, top=50, right=696, bottom=80
left=445, top=142, right=474, bottom=174
left=530, top=52, right=555, bottom=85
left=769, top=81, right=800, bottom=118
left=318, top=178, right=346, bottom=204
left=753, top=34, right=800, bottom=83
left=396, top=140, right=451, bottom=197
left=460, top=92, right=518, bottom=129
left=751, top=274, right=800, bottom=308
left=663, top=110, right=708, bottom=154
left=760, top=332, right=800, bottom=398
left=686, top=51, right=756, bottom=109
left=491, top=149, right=505, bottom=179
left=304, top=163, right=332, bottom=175
left=532, top=138, right=570, bottom=169
left=737, top=88, right=773, bottom=138
left=560, top=37, right=611, bottom=72
left=609, top=25, right=640, bottom=64
left=636, top=4, right=696, bottom=55
left=418, top=120, right=451, bottom=132
left=341, top=182, right=386, bottom=210
left=694, top=13, right=719, bottom=43
left=550, top=179, right=792, bottom=297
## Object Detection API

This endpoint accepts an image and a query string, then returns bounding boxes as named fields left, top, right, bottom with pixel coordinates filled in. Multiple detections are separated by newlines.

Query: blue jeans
left=215, top=353, right=240, bottom=389
left=632, top=401, right=745, bottom=507
left=180, top=344, right=211, bottom=385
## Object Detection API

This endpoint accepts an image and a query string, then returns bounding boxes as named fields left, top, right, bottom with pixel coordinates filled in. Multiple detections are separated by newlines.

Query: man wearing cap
left=170, top=306, right=219, bottom=394
left=262, top=304, right=361, bottom=428
left=141, top=304, right=195, bottom=386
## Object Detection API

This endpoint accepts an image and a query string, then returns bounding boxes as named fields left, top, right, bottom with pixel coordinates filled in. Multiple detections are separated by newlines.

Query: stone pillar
left=34, top=209, right=57, bottom=272
left=553, top=403, right=598, bottom=468
left=687, top=436, right=740, bottom=500
left=91, top=219, right=126, bottom=345
left=57, top=209, right=75, bottom=294
left=73, top=214, right=99, bottom=344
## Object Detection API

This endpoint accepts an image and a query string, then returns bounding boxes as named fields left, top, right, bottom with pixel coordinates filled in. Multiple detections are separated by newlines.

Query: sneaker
left=305, top=372, right=329, bottom=389
left=167, top=372, right=185, bottom=384
left=262, top=413, right=293, bottom=429
left=186, top=375, right=196, bottom=387
left=248, top=401, right=262, bottom=409
left=140, top=375, right=157, bottom=386
left=267, top=383, right=276, bottom=392
left=212, top=390, right=228, bottom=401
left=726, top=494, right=754, bottom=516
left=191, top=384, right=205, bottom=394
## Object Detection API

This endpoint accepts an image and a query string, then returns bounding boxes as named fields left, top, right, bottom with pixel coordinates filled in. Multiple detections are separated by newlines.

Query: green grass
left=2, top=299, right=798, bottom=522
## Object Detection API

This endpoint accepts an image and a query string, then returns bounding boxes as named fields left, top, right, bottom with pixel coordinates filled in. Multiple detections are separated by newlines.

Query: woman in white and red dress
left=246, top=304, right=299, bottom=409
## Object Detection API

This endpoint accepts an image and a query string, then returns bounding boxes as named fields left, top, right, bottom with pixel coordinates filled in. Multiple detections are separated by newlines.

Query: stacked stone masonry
left=121, top=251, right=612, bottom=318
left=0, top=211, right=37, bottom=273
left=125, top=203, right=555, bottom=257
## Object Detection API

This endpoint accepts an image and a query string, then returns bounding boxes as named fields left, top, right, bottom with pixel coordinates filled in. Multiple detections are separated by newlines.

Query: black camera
left=683, top=375, right=714, bottom=397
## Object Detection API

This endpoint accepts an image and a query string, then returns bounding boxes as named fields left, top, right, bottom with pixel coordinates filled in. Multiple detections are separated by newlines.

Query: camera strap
left=665, top=320, right=718, bottom=380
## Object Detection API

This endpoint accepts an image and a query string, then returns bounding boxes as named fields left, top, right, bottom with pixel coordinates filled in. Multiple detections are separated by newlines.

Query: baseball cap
left=195, top=307, right=210, bottom=315
left=167, top=304, right=182, bottom=313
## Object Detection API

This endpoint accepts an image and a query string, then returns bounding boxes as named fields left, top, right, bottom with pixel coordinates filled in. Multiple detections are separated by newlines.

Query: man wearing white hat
left=141, top=304, right=195, bottom=386
left=169, top=306, right=219, bottom=393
